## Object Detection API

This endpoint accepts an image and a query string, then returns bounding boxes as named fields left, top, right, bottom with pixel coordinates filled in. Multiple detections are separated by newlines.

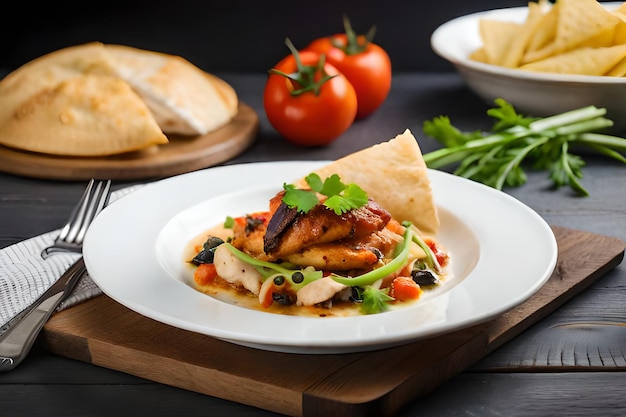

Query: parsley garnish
left=282, top=173, right=368, bottom=215
left=422, top=99, right=626, bottom=196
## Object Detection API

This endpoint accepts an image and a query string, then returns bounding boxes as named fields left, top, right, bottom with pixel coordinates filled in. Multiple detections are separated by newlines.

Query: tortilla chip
left=611, top=9, right=626, bottom=45
left=469, top=47, right=489, bottom=63
left=525, top=1, right=559, bottom=53
left=606, top=54, right=626, bottom=76
left=520, top=44, right=626, bottom=75
left=500, top=1, right=546, bottom=68
left=553, top=0, right=620, bottom=53
left=296, top=130, right=440, bottom=235
left=479, top=19, right=522, bottom=66
left=522, top=0, right=620, bottom=65
left=0, top=74, right=168, bottom=156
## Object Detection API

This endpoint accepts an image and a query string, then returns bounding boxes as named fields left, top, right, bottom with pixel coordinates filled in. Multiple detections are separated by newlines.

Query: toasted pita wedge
left=296, top=129, right=439, bottom=235
left=0, top=74, right=168, bottom=156
left=104, top=44, right=238, bottom=136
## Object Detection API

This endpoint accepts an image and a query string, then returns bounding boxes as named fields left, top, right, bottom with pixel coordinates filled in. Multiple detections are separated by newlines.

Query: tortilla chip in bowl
left=431, top=0, right=626, bottom=130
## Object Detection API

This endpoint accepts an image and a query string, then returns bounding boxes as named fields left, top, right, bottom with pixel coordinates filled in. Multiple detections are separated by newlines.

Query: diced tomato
left=194, top=263, right=218, bottom=286
left=426, top=239, right=449, bottom=267
left=390, top=276, right=422, bottom=301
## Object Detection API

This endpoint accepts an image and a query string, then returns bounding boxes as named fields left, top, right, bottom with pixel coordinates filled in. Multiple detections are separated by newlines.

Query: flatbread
left=0, top=74, right=168, bottom=156
left=0, top=42, right=239, bottom=156
left=296, top=129, right=440, bottom=235
left=0, top=42, right=115, bottom=130
left=104, top=44, right=239, bottom=135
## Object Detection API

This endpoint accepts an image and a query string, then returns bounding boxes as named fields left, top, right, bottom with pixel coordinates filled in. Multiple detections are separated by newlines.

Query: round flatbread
left=0, top=42, right=239, bottom=156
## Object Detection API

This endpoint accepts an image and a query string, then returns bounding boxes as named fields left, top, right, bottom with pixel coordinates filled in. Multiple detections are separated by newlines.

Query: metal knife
left=0, top=257, right=87, bottom=371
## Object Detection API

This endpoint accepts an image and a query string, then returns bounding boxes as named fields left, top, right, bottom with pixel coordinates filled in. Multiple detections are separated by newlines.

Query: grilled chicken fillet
left=230, top=191, right=399, bottom=271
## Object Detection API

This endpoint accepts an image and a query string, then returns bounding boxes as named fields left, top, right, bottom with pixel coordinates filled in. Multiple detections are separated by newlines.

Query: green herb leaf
left=422, top=99, right=626, bottom=196
left=223, top=216, right=235, bottom=228
left=282, top=184, right=320, bottom=213
left=282, top=173, right=368, bottom=214
left=360, top=286, right=394, bottom=314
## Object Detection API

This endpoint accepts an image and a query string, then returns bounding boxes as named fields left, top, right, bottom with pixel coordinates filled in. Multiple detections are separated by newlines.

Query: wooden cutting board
left=41, top=226, right=625, bottom=417
left=0, top=102, right=258, bottom=181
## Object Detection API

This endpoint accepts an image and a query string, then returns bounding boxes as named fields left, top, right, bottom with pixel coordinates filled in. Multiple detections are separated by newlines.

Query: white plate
left=83, top=161, right=557, bottom=354
left=430, top=3, right=626, bottom=127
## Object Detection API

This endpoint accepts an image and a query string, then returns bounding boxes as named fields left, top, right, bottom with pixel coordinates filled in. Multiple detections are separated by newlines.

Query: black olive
left=272, top=291, right=295, bottom=306
left=411, top=269, right=439, bottom=286
left=291, top=271, right=304, bottom=284
left=191, top=236, right=224, bottom=265
left=191, top=249, right=214, bottom=265
left=203, top=236, right=225, bottom=250
left=273, top=275, right=285, bottom=286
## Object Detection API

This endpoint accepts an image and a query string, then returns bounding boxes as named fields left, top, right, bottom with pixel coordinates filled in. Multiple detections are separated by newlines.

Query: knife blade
left=0, top=257, right=87, bottom=371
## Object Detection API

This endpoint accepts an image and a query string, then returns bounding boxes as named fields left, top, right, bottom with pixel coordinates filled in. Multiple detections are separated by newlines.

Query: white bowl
left=430, top=3, right=626, bottom=130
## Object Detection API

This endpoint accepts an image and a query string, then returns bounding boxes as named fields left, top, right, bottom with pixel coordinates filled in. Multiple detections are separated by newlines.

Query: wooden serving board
left=0, top=102, right=258, bottom=181
left=41, top=226, right=625, bottom=417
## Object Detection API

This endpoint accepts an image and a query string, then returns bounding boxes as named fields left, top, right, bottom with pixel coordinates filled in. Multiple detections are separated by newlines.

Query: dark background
left=1, top=0, right=528, bottom=74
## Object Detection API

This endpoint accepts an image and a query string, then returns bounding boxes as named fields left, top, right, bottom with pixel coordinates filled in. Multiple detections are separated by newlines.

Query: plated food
left=0, top=42, right=238, bottom=156
left=187, top=130, right=449, bottom=316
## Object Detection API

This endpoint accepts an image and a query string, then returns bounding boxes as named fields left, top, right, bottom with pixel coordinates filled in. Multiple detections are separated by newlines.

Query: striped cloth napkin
left=0, top=184, right=143, bottom=330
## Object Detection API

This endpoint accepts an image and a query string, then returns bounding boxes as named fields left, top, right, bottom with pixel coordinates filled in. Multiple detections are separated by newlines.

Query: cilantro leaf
left=282, top=184, right=319, bottom=213
left=282, top=173, right=368, bottom=214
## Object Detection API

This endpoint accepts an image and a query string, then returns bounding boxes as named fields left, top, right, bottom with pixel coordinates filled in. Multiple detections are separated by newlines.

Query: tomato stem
left=268, top=38, right=336, bottom=97
left=330, top=15, right=376, bottom=55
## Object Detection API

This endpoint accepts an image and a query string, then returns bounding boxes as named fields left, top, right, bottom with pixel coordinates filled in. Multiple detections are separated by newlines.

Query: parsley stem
left=577, top=133, right=626, bottom=150
left=529, top=106, right=606, bottom=132
left=554, top=118, right=613, bottom=136
left=560, top=142, right=589, bottom=196
left=495, top=136, right=549, bottom=190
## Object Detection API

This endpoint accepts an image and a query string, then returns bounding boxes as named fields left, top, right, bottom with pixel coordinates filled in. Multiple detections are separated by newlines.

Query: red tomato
left=304, top=19, right=391, bottom=119
left=264, top=41, right=357, bottom=146
left=426, top=239, right=450, bottom=267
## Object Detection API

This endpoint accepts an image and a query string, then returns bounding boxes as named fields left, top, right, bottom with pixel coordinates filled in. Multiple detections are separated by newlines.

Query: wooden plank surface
left=41, top=226, right=625, bottom=417
left=0, top=102, right=258, bottom=181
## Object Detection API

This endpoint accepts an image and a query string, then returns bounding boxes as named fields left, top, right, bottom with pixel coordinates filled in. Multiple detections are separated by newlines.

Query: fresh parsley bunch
left=422, top=99, right=626, bottom=196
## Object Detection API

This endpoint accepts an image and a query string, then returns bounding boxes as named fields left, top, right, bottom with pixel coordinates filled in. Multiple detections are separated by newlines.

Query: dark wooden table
left=1, top=72, right=625, bottom=417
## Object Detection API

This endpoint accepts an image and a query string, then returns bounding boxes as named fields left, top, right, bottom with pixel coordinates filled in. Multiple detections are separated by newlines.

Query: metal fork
left=41, top=179, right=112, bottom=259
left=0, top=178, right=112, bottom=371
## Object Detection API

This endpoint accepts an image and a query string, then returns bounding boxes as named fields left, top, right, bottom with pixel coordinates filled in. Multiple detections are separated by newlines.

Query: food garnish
left=282, top=173, right=369, bottom=214
left=422, top=99, right=626, bottom=196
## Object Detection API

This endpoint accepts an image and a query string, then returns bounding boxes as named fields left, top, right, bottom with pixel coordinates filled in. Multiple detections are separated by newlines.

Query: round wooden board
left=0, top=102, right=259, bottom=181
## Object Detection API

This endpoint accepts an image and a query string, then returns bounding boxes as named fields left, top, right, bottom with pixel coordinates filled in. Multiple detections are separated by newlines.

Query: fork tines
left=41, top=179, right=112, bottom=259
